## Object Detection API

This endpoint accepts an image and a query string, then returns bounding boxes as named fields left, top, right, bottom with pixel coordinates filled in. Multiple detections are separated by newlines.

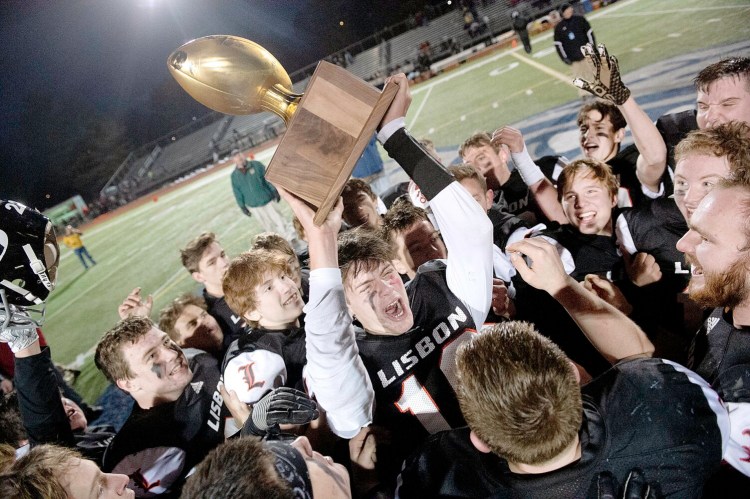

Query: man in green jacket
left=230, top=152, right=299, bottom=248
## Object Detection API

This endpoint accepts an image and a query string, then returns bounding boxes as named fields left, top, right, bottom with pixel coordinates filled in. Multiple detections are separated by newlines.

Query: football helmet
left=0, top=200, right=59, bottom=328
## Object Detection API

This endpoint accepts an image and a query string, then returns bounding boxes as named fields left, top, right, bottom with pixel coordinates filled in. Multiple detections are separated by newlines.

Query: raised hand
left=491, top=125, right=526, bottom=154
left=378, top=73, right=412, bottom=129
left=621, top=248, right=662, bottom=287
left=491, top=278, right=511, bottom=317
left=507, top=238, right=570, bottom=296
left=349, top=426, right=378, bottom=470
left=237, top=386, right=319, bottom=437
left=117, top=287, right=153, bottom=320
left=573, top=43, right=631, bottom=105
left=583, top=274, right=633, bottom=315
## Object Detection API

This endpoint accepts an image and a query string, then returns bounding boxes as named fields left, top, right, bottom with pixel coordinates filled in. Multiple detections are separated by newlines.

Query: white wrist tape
left=511, top=145, right=545, bottom=186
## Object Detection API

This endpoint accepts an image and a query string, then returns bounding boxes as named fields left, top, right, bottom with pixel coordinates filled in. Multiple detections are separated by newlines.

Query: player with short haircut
left=381, top=202, right=445, bottom=279
left=251, top=231, right=308, bottom=300
left=0, top=444, right=131, bottom=499
left=182, top=436, right=351, bottom=499
left=398, top=239, right=727, bottom=498
left=94, top=316, right=229, bottom=495
left=220, top=248, right=310, bottom=421
left=180, top=232, right=244, bottom=349
left=341, top=178, right=382, bottom=230
left=157, top=293, right=223, bottom=356
left=181, top=437, right=294, bottom=499
left=335, top=74, right=494, bottom=485
left=694, top=56, right=750, bottom=130
left=677, top=171, right=750, bottom=490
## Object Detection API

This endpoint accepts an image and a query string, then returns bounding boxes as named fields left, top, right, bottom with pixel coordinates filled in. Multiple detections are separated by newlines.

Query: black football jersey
left=689, top=308, right=750, bottom=404
left=513, top=225, right=625, bottom=377
left=616, top=198, right=691, bottom=345
left=607, top=144, right=675, bottom=207
left=221, top=325, right=308, bottom=397
left=102, top=352, right=227, bottom=497
left=356, top=260, right=477, bottom=481
left=398, top=358, right=724, bottom=498
left=202, top=289, right=246, bottom=350
left=656, top=109, right=699, bottom=169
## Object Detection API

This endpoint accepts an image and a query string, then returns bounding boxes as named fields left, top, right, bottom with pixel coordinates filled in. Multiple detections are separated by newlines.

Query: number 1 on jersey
left=395, top=375, right=451, bottom=433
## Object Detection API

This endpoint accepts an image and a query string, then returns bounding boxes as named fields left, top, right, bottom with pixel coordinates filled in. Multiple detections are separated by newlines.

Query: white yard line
left=408, top=85, right=434, bottom=128
left=509, top=51, right=577, bottom=87
left=606, top=5, right=749, bottom=17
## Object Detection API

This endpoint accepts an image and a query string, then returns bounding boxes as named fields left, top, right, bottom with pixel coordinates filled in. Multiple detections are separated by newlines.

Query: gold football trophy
left=168, top=35, right=397, bottom=225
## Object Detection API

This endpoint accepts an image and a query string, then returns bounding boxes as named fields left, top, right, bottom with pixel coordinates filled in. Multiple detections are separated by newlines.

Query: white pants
left=250, top=202, right=296, bottom=242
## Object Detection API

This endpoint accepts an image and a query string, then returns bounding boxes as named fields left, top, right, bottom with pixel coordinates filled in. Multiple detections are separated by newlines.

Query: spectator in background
left=62, top=225, right=96, bottom=270
left=553, top=3, right=596, bottom=97
left=511, top=10, right=532, bottom=54
left=416, top=40, right=433, bottom=75
left=231, top=152, right=300, bottom=249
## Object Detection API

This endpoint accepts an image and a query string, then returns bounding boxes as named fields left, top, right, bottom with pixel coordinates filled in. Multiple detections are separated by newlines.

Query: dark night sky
left=0, top=0, right=437, bottom=208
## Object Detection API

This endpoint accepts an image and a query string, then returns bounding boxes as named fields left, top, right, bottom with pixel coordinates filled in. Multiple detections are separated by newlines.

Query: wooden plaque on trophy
left=265, top=61, right=398, bottom=225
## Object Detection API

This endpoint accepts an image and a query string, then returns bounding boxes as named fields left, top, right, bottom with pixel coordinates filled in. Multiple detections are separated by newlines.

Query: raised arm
left=507, top=237, right=654, bottom=363
left=621, top=97, right=668, bottom=193
left=276, top=186, right=374, bottom=439
left=377, top=74, right=494, bottom=329
left=8, top=330, right=77, bottom=450
left=491, top=126, right=567, bottom=224
left=574, top=43, right=667, bottom=194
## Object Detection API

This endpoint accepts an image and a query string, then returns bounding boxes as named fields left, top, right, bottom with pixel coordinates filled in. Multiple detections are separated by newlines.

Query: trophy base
left=265, top=61, right=398, bottom=226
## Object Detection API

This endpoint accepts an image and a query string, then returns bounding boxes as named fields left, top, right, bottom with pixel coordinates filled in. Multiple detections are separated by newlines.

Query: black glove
left=597, top=469, right=657, bottom=499
left=574, top=43, right=631, bottom=105
left=241, top=387, right=319, bottom=437
left=241, top=206, right=252, bottom=217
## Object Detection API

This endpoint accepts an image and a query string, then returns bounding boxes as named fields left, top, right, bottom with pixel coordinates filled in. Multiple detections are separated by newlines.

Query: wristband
left=510, top=146, right=545, bottom=186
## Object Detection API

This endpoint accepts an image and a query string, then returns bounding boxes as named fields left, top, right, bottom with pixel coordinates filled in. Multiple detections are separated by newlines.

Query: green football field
left=42, top=0, right=750, bottom=404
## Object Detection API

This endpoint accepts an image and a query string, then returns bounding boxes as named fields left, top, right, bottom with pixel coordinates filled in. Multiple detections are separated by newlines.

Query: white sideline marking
left=509, top=51, right=576, bottom=87
left=408, top=85, right=434, bottom=128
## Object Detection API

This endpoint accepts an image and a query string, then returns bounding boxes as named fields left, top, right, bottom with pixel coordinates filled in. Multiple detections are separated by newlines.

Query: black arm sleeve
left=381, top=127, right=454, bottom=200
left=14, top=347, right=76, bottom=448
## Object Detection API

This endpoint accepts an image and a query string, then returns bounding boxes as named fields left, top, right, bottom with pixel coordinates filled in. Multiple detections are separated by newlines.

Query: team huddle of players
left=1, top=45, right=750, bottom=498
